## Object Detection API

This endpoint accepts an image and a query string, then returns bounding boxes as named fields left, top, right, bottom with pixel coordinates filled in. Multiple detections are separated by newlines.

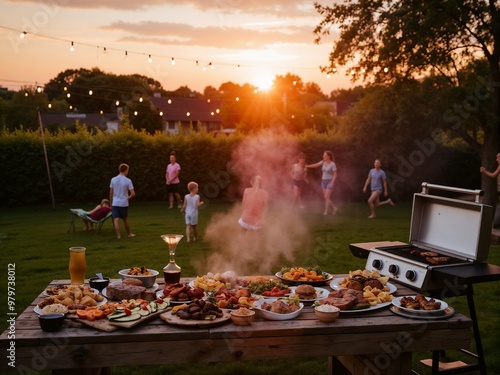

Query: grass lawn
left=0, top=199, right=499, bottom=374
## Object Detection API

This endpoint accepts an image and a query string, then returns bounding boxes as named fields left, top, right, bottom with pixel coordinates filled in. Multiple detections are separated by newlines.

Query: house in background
left=39, top=112, right=120, bottom=131
left=149, top=94, right=223, bottom=134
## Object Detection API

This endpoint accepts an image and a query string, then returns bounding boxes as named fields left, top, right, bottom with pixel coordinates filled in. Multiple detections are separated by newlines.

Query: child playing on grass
left=82, top=198, right=111, bottom=230
left=180, top=181, right=203, bottom=242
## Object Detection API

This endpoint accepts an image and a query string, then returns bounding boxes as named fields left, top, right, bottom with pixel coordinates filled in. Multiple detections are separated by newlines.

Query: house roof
left=149, top=96, right=223, bottom=123
left=40, top=112, right=117, bottom=129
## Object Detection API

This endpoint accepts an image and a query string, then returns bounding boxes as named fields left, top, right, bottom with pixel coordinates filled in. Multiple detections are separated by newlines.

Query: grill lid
left=409, top=183, right=493, bottom=263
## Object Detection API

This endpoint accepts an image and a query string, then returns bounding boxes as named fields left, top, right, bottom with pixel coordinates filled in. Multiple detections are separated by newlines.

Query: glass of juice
left=69, top=247, right=87, bottom=285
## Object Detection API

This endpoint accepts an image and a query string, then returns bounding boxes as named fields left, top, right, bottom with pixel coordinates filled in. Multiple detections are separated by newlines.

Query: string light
left=236, top=65, right=240, bottom=71
left=103, top=47, right=107, bottom=57
left=124, top=51, right=128, bottom=60
left=70, top=41, right=74, bottom=52
left=88, top=90, right=93, bottom=95
left=20, top=31, right=26, bottom=38
left=115, top=100, right=119, bottom=106
left=148, top=54, right=152, bottom=63
left=139, top=97, right=143, bottom=102
left=171, top=57, right=175, bottom=65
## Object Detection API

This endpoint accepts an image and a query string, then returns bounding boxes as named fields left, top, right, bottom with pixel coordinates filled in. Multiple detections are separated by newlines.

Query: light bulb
left=70, top=41, right=74, bottom=52
left=115, top=100, right=119, bottom=106
left=89, top=90, right=93, bottom=95
left=148, top=54, right=152, bottom=63
left=103, top=47, right=107, bottom=56
left=20, top=31, right=26, bottom=38
left=171, top=57, right=175, bottom=65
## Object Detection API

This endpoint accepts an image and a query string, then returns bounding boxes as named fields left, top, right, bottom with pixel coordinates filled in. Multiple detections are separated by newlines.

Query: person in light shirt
left=362, top=159, right=394, bottom=218
left=109, top=163, right=135, bottom=239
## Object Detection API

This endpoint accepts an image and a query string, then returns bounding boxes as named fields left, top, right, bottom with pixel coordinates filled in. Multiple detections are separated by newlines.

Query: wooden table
left=0, top=277, right=472, bottom=375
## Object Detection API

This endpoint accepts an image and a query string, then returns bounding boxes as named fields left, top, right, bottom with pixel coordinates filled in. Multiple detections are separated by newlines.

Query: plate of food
left=205, top=286, right=259, bottom=309
left=160, top=299, right=231, bottom=326
left=392, top=295, right=448, bottom=314
left=247, top=279, right=292, bottom=297
left=157, top=283, right=205, bottom=305
left=36, top=286, right=107, bottom=314
left=252, top=298, right=303, bottom=321
left=315, top=287, right=394, bottom=313
left=289, top=285, right=329, bottom=302
left=330, top=278, right=397, bottom=294
left=103, top=280, right=158, bottom=301
left=275, top=267, right=333, bottom=286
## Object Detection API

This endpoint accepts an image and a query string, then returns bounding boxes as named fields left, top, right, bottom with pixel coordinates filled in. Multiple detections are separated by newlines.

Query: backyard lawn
left=0, top=199, right=498, bottom=374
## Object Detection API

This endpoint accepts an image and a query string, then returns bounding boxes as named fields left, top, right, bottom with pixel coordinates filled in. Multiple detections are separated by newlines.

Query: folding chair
left=68, top=209, right=113, bottom=235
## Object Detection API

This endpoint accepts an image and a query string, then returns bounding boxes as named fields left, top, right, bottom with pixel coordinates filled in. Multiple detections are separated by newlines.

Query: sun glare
left=255, top=73, right=274, bottom=91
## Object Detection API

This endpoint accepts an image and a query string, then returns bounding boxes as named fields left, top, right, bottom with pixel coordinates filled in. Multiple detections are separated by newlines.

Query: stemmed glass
left=160, top=234, right=183, bottom=284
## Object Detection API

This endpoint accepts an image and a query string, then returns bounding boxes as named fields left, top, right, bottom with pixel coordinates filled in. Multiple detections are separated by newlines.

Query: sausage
left=177, top=310, right=191, bottom=320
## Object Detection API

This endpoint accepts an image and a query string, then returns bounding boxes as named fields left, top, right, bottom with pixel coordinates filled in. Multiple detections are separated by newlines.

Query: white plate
left=156, top=290, right=199, bottom=305
left=390, top=306, right=455, bottom=320
left=330, top=278, right=397, bottom=294
left=252, top=298, right=304, bottom=320
left=34, top=291, right=107, bottom=315
left=392, top=296, right=448, bottom=314
left=289, top=287, right=329, bottom=302
left=335, top=300, right=392, bottom=313
left=275, top=271, right=333, bottom=286
left=102, top=282, right=159, bottom=300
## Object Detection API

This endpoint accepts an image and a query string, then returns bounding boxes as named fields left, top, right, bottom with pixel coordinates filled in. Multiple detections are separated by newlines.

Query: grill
left=363, top=183, right=493, bottom=291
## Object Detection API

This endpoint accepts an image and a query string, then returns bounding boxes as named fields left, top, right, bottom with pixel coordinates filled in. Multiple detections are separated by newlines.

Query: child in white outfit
left=180, top=181, right=203, bottom=242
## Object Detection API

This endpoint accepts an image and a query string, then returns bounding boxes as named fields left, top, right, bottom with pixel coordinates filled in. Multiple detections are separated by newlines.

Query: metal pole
left=38, top=109, right=56, bottom=210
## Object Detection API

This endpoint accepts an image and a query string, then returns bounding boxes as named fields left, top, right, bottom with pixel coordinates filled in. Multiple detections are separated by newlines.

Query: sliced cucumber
left=109, top=313, right=141, bottom=322
left=130, top=306, right=141, bottom=313
left=157, top=302, right=169, bottom=310
left=138, top=307, right=150, bottom=316
left=149, top=302, right=157, bottom=313
left=107, top=312, right=126, bottom=320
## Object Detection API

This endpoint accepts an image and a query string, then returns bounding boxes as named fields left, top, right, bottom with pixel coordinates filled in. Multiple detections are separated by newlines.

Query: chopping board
left=66, top=307, right=172, bottom=332
left=160, top=310, right=231, bottom=327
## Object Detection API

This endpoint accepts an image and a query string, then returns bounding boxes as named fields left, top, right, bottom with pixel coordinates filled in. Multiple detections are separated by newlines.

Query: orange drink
left=69, top=247, right=87, bottom=285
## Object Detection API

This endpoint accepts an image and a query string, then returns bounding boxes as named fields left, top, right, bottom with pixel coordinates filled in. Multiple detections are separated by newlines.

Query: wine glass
left=160, top=235, right=183, bottom=284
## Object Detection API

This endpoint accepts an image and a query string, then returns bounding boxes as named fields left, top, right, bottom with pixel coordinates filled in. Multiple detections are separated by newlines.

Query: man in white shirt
left=110, top=163, right=136, bottom=239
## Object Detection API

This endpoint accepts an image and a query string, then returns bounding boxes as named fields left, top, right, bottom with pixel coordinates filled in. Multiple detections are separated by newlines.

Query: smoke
left=196, top=130, right=312, bottom=276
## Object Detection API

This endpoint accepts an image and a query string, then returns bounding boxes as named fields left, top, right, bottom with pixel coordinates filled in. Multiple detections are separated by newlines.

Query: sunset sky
left=0, top=0, right=358, bottom=95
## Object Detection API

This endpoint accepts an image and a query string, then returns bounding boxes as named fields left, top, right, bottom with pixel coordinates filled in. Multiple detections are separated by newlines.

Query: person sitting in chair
left=82, top=199, right=111, bottom=231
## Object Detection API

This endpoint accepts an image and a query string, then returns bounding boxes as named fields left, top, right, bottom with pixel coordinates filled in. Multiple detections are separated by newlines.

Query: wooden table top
left=0, top=276, right=473, bottom=373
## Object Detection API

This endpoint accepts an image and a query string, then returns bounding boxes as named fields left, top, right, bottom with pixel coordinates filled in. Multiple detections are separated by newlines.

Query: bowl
left=314, top=305, right=340, bottom=322
left=252, top=298, right=303, bottom=321
left=118, top=268, right=158, bottom=288
left=230, top=308, right=256, bottom=326
left=89, top=277, right=110, bottom=292
left=39, top=313, right=65, bottom=332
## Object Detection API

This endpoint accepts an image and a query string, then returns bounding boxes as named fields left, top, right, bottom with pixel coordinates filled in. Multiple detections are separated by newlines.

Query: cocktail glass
left=160, top=235, right=183, bottom=284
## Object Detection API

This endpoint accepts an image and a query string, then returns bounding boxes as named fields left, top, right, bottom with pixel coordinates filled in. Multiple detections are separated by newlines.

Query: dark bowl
left=89, top=277, right=110, bottom=292
left=39, top=313, right=65, bottom=332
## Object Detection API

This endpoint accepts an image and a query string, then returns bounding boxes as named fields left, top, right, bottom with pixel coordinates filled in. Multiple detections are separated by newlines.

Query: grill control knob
left=405, top=270, right=417, bottom=281
left=372, top=259, right=383, bottom=270
left=388, top=264, right=399, bottom=275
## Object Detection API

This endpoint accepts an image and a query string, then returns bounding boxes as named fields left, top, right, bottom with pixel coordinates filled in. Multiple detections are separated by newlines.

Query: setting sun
left=254, top=73, right=274, bottom=91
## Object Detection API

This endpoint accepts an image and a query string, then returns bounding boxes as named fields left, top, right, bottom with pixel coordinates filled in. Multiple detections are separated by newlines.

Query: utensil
left=96, top=273, right=104, bottom=280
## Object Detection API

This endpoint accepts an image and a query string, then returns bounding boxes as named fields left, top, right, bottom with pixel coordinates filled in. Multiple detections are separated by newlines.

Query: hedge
left=0, top=126, right=481, bottom=206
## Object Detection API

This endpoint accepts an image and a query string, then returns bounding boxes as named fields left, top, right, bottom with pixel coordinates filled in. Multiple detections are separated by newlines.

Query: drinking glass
left=160, top=235, right=183, bottom=284
left=69, top=247, right=87, bottom=285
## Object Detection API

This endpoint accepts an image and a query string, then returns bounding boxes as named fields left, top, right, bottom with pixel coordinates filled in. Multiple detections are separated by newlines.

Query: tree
left=314, top=0, right=500, bottom=206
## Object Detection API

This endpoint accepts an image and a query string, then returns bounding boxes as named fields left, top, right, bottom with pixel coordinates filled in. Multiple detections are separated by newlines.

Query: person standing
left=306, top=150, right=338, bottom=215
left=109, top=163, right=135, bottom=239
left=362, top=159, right=394, bottom=218
left=238, top=175, right=269, bottom=230
left=480, top=152, right=500, bottom=227
left=180, top=181, right=204, bottom=242
left=290, top=153, right=308, bottom=209
left=166, top=152, right=182, bottom=209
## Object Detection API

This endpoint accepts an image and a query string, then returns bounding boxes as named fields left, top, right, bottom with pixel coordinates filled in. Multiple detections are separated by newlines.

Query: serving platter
left=335, top=300, right=392, bottom=314
left=391, top=296, right=448, bottom=314
left=160, top=310, right=231, bottom=327
left=275, top=272, right=334, bottom=286
left=390, top=305, right=455, bottom=320
left=156, top=290, right=201, bottom=305
left=289, top=286, right=329, bottom=302
left=330, top=278, right=397, bottom=294
left=35, top=290, right=107, bottom=315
